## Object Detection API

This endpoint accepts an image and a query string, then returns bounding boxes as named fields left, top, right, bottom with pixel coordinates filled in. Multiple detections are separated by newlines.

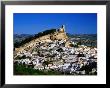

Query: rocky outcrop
left=14, top=25, right=68, bottom=56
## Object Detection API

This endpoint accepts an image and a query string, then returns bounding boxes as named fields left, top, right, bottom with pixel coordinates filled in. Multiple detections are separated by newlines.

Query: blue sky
left=14, top=13, right=97, bottom=34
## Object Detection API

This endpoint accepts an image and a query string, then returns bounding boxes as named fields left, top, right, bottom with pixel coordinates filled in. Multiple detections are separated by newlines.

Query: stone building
left=50, top=25, right=68, bottom=40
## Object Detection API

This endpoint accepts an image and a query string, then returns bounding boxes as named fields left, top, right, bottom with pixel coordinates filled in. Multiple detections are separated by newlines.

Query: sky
left=14, top=13, right=97, bottom=34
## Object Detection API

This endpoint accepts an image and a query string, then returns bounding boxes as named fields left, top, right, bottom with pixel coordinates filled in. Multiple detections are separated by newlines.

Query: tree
left=42, top=61, right=49, bottom=69
left=77, top=40, right=81, bottom=45
left=56, top=48, right=63, bottom=52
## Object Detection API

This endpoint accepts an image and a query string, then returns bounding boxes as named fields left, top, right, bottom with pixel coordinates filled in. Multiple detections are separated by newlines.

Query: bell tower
left=59, top=25, right=65, bottom=32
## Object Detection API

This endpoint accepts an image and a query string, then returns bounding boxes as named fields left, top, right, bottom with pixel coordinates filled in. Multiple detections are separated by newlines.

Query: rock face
left=14, top=25, right=68, bottom=56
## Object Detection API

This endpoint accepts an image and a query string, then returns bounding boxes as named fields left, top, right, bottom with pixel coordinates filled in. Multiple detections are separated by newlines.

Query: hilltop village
left=14, top=25, right=97, bottom=75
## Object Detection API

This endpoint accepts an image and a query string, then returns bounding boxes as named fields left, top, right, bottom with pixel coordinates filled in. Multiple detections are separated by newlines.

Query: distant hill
left=66, top=33, right=74, bottom=38
left=14, top=34, right=33, bottom=43
left=67, top=33, right=97, bottom=47
left=67, top=33, right=97, bottom=40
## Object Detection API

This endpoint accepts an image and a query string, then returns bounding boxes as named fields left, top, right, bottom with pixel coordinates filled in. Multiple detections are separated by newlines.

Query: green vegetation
left=79, top=62, right=97, bottom=75
left=14, top=64, right=62, bottom=75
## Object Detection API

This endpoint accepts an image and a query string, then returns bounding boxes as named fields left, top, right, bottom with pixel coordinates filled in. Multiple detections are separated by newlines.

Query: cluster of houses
left=14, top=38, right=97, bottom=75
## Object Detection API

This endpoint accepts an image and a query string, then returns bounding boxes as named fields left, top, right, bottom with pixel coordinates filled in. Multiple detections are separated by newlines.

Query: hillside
left=67, top=33, right=97, bottom=47
left=14, top=25, right=68, bottom=54
left=14, top=29, right=56, bottom=48
left=14, top=25, right=97, bottom=75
